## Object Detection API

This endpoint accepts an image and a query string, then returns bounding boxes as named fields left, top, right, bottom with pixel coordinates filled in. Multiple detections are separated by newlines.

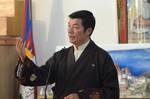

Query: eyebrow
left=68, top=23, right=80, bottom=26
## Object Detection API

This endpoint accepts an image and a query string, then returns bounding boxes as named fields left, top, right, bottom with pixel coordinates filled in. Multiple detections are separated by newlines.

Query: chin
left=69, top=40, right=75, bottom=43
left=69, top=41, right=76, bottom=45
left=70, top=42, right=75, bottom=44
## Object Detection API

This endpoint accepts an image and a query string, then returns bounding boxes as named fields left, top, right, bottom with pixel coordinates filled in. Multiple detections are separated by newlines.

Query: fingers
left=16, top=37, right=25, bottom=61
left=16, top=38, right=21, bottom=52
left=64, top=93, right=79, bottom=99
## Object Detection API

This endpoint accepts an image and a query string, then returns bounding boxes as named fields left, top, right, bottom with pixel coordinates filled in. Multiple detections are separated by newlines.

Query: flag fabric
left=23, top=0, right=35, bottom=61
left=19, top=0, right=37, bottom=99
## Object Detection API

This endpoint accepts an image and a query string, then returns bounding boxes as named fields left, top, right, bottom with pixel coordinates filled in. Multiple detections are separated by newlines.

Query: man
left=16, top=10, right=119, bottom=99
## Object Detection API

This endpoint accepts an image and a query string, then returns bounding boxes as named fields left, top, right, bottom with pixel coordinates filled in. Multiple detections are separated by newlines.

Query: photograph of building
left=109, top=46, right=150, bottom=98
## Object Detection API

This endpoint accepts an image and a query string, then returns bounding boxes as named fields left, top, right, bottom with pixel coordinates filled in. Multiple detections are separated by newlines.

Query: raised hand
left=16, top=37, right=26, bottom=62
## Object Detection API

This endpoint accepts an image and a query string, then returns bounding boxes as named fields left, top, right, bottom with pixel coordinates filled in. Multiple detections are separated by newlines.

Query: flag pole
left=30, top=0, right=38, bottom=99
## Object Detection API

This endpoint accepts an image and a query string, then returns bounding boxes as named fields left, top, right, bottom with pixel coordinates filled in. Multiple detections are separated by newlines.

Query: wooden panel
left=0, top=17, right=7, bottom=35
left=7, top=0, right=24, bottom=36
left=0, top=0, right=15, bottom=17
left=0, top=46, right=18, bottom=99
left=0, top=36, right=19, bottom=45
left=0, top=0, right=24, bottom=36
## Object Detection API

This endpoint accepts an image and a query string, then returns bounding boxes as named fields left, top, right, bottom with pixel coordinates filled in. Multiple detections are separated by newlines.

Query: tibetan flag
left=19, top=0, right=37, bottom=99
left=23, top=0, right=35, bottom=61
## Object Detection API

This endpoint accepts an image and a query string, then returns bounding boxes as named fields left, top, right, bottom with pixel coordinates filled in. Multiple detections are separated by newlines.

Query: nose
left=68, top=27, right=73, bottom=34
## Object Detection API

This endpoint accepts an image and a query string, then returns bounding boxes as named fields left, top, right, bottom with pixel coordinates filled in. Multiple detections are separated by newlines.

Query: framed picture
left=117, top=0, right=150, bottom=43
left=101, top=44, right=150, bottom=98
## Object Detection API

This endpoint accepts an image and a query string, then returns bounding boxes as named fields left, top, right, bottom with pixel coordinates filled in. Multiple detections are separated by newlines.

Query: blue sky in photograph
left=109, top=48, right=150, bottom=76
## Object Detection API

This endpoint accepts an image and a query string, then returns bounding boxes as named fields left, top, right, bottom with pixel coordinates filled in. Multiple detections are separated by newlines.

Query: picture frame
left=117, top=0, right=150, bottom=43
left=101, top=44, right=150, bottom=98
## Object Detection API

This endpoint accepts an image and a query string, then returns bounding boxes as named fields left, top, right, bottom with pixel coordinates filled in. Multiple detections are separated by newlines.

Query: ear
left=86, top=28, right=92, bottom=36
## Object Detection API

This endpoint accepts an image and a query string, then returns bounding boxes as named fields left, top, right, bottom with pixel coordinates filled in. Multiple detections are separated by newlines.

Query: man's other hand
left=64, top=93, right=79, bottom=99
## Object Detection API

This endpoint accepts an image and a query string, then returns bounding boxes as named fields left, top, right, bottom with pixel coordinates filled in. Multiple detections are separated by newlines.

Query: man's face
left=68, top=18, right=90, bottom=46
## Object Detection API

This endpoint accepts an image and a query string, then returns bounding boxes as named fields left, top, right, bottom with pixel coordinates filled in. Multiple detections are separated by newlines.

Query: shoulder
left=94, top=43, right=110, bottom=57
left=89, top=40, right=110, bottom=57
left=90, top=40, right=108, bottom=54
left=53, top=46, right=72, bottom=58
left=55, top=46, right=71, bottom=54
left=92, top=42, right=112, bottom=61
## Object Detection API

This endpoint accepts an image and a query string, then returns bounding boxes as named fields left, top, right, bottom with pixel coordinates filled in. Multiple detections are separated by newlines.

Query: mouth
left=68, top=35, right=75, bottom=41
left=69, top=35, right=74, bottom=38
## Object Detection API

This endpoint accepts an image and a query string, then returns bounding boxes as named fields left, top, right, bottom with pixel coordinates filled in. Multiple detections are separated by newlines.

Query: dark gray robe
left=15, top=40, right=119, bottom=99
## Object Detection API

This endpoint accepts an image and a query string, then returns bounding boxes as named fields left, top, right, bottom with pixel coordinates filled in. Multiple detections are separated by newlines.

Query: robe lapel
left=67, top=46, right=75, bottom=68
left=65, top=46, right=75, bottom=83
left=63, top=40, right=96, bottom=95
left=66, top=40, right=95, bottom=72
left=66, top=40, right=95, bottom=79
left=75, top=40, right=95, bottom=64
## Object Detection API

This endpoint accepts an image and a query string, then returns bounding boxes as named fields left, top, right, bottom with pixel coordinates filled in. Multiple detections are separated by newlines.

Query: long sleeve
left=100, top=54, right=120, bottom=99
left=15, top=55, right=57, bottom=86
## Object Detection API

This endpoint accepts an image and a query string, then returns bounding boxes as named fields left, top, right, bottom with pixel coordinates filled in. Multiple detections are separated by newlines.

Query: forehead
left=68, top=18, right=82, bottom=25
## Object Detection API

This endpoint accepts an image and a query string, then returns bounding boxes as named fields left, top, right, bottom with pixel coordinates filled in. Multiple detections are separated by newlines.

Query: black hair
left=69, top=10, right=96, bottom=36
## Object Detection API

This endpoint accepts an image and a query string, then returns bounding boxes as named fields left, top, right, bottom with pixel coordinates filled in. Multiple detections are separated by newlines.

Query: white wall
left=32, top=0, right=118, bottom=65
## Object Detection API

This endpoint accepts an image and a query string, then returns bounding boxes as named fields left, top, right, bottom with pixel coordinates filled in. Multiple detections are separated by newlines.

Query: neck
left=74, top=38, right=90, bottom=48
